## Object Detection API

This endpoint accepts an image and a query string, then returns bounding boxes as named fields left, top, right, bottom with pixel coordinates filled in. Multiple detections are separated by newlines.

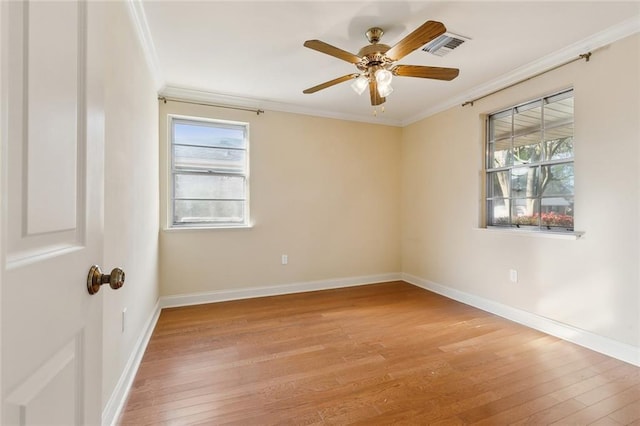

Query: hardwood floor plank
left=118, top=281, right=640, bottom=425
left=470, top=395, right=563, bottom=425
left=550, top=363, right=638, bottom=405
left=574, top=367, right=640, bottom=405
left=456, top=351, right=611, bottom=422
left=512, top=398, right=587, bottom=424
left=589, top=416, right=626, bottom=426
left=551, top=384, right=640, bottom=424
left=607, top=401, right=640, bottom=424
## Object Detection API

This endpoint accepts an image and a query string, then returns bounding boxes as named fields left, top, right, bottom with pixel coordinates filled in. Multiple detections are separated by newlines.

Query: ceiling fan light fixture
left=351, top=75, right=368, bottom=95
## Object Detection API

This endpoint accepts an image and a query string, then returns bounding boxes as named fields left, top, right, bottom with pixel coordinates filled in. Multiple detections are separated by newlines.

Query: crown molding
left=401, top=15, right=640, bottom=126
left=129, top=2, right=637, bottom=128
left=160, top=85, right=403, bottom=127
left=125, top=0, right=164, bottom=91
left=161, top=14, right=638, bottom=129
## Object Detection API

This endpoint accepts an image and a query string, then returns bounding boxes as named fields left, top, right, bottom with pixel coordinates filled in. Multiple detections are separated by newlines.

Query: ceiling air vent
left=422, top=32, right=470, bottom=57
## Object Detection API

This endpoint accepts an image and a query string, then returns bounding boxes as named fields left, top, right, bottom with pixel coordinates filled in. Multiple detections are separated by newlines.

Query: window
left=486, top=89, right=574, bottom=231
left=170, top=116, right=249, bottom=228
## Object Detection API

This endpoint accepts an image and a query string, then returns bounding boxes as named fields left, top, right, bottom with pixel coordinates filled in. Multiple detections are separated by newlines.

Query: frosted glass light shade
left=378, top=83, right=393, bottom=97
left=375, top=69, right=393, bottom=86
left=351, top=75, right=368, bottom=95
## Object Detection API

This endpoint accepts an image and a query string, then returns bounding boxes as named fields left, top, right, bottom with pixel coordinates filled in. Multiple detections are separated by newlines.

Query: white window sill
left=163, top=224, right=253, bottom=232
left=473, top=227, right=584, bottom=240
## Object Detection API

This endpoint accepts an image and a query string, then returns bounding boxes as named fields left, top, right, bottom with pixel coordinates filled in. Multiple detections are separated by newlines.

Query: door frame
left=0, top=0, right=6, bottom=421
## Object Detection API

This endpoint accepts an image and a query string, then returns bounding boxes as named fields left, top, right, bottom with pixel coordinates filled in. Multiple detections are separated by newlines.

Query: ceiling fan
left=303, top=21, right=460, bottom=106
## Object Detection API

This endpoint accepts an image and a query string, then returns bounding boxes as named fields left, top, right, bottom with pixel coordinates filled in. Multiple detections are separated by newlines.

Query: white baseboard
left=102, top=301, right=161, bottom=426
left=402, top=272, right=640, bottom=367
left=159, top=273, right=402, bottom=309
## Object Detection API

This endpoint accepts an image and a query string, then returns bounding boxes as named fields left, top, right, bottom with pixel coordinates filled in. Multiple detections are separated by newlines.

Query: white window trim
left=167, top=114, right=251, bottom=230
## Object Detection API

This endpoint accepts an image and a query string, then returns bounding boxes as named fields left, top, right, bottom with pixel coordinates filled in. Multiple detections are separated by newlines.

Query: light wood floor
left=118, top=281, right=640, bottom=425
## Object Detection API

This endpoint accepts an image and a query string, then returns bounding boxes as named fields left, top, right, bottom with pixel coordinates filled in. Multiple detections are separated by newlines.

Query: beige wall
left=159, top=103, right=401, bottom=295
left=401, top=34, right=640, bottom=347
left=102, top=2, right=159, bottom=409
left=156, top=34, right=638, bottom=353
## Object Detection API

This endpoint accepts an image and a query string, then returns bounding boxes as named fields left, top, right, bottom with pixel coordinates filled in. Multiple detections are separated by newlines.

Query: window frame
left=485, top=88, right=575, bottom=233
left=168, top=114, right=250, bottom=229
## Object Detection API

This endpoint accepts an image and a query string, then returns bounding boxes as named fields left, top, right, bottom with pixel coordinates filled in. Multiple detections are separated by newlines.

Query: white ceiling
left=139, top=1, right=640, bottom=125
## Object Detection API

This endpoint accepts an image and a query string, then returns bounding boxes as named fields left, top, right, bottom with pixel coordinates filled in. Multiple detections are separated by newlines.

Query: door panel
left=2, top=1, right=104, bottom=424
left=7, top=0, right=85, bottom=261
left=26, top=1, right=79, bottom=234
left=4, top=339, right=81, bottom=425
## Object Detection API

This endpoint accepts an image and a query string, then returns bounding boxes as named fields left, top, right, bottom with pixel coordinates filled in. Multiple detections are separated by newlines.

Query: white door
left=2, top=1, right=107, bottom=424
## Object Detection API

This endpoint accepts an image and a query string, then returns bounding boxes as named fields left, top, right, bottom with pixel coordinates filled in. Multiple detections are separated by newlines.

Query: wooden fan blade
left=385, top=21, right=446, bottom=62
left=392, top=65, right=459, bottom=81
left=303, top=73, right=360, bottom=94
left=369, top=78, right=386, bottom=106
left=303, top=40, right=361, bottom=64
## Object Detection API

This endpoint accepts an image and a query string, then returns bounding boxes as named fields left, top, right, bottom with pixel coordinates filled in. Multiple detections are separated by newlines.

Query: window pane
left=488, top=139, right=511, bottom=168
left=510, top=166, right=539, bottom=198
left=174, top=145, right=246, bottom=173
left=541, top=197, right=573, bottom=230
left=540, top=163, right=573, bottom=197
left=514, top=101, right=541, bottom=135
left=545, top=95, right=573, bottom=128
left=174, top=174, right=245, bottom=200
left=487, top=171, right=509, bottom=198
left=512, top=198, right=539, bottom=226
left=542, top=125, right=573, bottom=161
left=487, top=199, right=510, bottom=226
left=489, top=112, right=512, bottom=141
left=174, top=200, right=244, bottom=224
left=513, top=132, right=541, bottom=164
left=541, top=198, right=574, bottom=229
left=174, top=121, right=246, bottom=149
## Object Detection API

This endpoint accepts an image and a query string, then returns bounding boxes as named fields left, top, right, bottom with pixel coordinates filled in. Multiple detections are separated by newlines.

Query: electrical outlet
left=509, top=269, right=518, bottom=283
left=281, top=254, right=288, bottom=265
left=122, top=308, right=127, bottom=332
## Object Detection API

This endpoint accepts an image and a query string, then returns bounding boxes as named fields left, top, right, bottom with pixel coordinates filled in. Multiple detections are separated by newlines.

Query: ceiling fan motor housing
left=356, top=44, right=392, bottom=74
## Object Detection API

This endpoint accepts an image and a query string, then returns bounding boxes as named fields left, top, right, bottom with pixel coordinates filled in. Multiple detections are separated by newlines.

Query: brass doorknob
left=87, top=265, right=125, bottom=295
